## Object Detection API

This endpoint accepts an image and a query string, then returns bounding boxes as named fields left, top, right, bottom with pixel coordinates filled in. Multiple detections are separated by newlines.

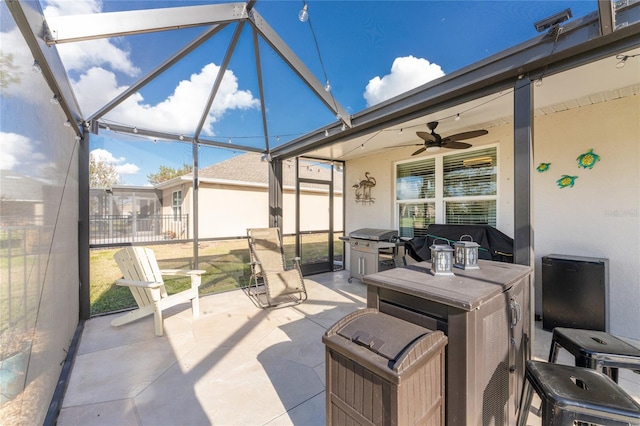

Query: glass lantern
left=453, top=235, right=480, bottom=270
left=429, top=239, right=455, bottom=276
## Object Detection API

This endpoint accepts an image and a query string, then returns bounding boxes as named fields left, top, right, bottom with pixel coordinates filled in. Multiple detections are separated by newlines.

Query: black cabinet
left=542, top=254, right=609, bottom=332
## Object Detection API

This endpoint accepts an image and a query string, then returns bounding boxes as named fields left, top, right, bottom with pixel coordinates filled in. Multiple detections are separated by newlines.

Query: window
left=443, top=148, right=497, bottom=226
left=172, top=190, right=182, bottom=220
left=396, top=159, right=435, bottom=238
left=395, top=147, right=497, bottom=236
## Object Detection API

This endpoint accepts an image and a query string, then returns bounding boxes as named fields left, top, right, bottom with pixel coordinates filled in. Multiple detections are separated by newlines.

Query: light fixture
left=50, top=95, right=59, bottom=105
left=360, top=144, right=364, bottom=149
left=228, top=138, right=232, bottom=143
left=426, top=146, right=440, bottom=153
left=535, top=78, right=543, bottom=87
left=63, top=120, right=71, bottom=127
left=324, top=80, right=331, bottom=92
left=341, top=123, right=346, bottom=131
left=325, top=130, right=329, bottom=137
left=133, top=127, right=138, bottom=134
left=32, top=60, right=42, bottom=73
left=429, top=239, right=455, bottom=276
left=455, top=114, right=461, bottom=121
left=398, top=128, right=404, bottom=135
left=105, top=125, right=110, bottom=131
left=453, top=235, right=480, bottom=270
left=298, top=3, right=308, bottom=22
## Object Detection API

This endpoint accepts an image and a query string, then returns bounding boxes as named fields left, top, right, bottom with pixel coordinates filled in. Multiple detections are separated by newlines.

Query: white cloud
left=56, top=40, right=140, bottom=77
left=43, top=0, right=140, bottom=77
left=364, top=56, right=445, bottom=107
left=0, top=132, right=46, bottom=171
left=44, top=0, right=102, bottom=16
left=0, top=133, right=30, bottom=170
left=78, top=63, right=260, bottom=135
left=4, top=0, right=259, bottom=136
left=90, top=148, right=140, bottom=176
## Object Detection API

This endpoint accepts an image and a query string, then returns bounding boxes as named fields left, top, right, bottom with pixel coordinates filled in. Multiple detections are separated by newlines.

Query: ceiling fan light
left=426, top=146, right=440, bottom=153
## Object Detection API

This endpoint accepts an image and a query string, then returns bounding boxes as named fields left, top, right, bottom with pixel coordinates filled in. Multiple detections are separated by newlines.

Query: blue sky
left=23, top=0, right=598, bottom=185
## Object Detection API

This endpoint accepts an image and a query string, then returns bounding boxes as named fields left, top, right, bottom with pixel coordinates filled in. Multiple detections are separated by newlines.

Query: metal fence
left=89, top=214, right=189, bottom=246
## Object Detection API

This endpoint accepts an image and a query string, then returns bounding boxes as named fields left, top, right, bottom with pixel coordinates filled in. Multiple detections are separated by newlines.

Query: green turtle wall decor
left=577, top=149, right=601, bottom=169
left=557, top=175, right=578, bottom=188
left=537, top=163, right=551, bottom=172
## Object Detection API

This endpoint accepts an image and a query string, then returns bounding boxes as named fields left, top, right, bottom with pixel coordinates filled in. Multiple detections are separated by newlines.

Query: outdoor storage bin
left=323, top=308, right=447, bottom=426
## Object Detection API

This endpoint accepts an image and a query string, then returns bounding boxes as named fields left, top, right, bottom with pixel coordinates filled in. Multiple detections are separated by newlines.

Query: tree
left=147, top=163, right=193, bottom=184
left=0, top=53, right=21, bottom=90
left=90, top=154, right=121, bottom=188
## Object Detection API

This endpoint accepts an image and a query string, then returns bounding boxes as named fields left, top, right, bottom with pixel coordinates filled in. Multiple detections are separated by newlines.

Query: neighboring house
left=88, top=187, right=167, bottom=244
left=155, top=152, right=344, bottom=239
left=0, top=171, right=45, bottom=225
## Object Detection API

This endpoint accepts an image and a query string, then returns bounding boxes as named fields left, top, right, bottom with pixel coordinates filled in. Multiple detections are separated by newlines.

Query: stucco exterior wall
left=344, top=95, right=639, bottom=340
left=532, top=95, right=640, bottom=339
left=167, top=182, right=344, bottom=239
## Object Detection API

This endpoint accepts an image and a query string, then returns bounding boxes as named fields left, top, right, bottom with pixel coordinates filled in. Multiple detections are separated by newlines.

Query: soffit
left=300, top=46, right=640, bottom=162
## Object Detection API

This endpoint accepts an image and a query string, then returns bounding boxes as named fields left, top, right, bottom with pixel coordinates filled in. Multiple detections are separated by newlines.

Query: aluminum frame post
left=513, top=77, right=534, bottom=267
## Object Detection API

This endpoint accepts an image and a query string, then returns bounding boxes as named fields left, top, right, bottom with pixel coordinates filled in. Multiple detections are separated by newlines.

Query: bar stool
left=517, top=360, right=640, bottom=426
left=548, top=327, right=640, bottom=383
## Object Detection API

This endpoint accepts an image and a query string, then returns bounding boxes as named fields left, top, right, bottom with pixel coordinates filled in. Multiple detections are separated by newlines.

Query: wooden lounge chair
left=111, top=246, right=205, bottom=336
left=246, top=228, right=307, bottom=308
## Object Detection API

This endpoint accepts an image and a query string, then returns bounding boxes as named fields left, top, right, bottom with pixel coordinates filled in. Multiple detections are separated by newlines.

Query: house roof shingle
left=191, top=153, right=343, bottom=191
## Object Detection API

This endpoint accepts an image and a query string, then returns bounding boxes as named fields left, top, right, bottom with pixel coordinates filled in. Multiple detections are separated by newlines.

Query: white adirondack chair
left=111, top=246, right=205, bottom=336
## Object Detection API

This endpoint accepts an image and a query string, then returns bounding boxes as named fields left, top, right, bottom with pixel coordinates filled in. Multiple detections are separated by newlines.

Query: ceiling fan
left=410, top=121, right=488, bottom=156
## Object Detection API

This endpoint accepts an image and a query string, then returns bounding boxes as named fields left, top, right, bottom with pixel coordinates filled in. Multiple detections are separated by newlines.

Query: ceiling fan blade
left=412, top=146, right=427, bottom=156
left=446, top=129, right=488, bottom=141
left=441, top=141, right=472, bottom=149
left=416, top=131, right=436, bottom=143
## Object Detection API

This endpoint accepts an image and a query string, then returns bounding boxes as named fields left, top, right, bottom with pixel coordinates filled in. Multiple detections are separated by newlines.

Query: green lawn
left=90, top=235, right=343, bottom=316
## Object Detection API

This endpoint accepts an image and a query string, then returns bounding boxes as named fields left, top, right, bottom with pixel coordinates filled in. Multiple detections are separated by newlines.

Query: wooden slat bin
left=323, top=308, right=447, bottom=426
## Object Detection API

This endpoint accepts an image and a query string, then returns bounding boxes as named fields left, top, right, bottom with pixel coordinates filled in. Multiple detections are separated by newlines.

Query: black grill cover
left=404, top=224, right=514, bottom=263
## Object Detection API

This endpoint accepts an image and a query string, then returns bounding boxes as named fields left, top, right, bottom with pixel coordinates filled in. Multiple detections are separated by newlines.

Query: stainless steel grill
left=342, top=228, right=400, bottom=283
left=348, top=228, right=398, bottom=241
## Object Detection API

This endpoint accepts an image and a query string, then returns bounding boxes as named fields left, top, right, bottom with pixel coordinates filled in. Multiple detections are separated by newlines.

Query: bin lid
left=336, top=311, right=431, bottom=362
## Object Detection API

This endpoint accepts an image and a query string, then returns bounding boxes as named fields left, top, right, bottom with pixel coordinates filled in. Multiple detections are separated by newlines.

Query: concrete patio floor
left=57, top=270, right=640, bottom=425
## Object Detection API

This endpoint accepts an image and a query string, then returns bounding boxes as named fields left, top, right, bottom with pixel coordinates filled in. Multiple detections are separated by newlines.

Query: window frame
left=394, top=144, right=499, bottom=234
left=172, top=190, right=182, bottom=221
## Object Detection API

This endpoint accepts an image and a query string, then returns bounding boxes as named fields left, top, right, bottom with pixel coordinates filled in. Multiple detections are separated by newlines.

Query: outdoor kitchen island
left=363, top=260, right=533, bottom=426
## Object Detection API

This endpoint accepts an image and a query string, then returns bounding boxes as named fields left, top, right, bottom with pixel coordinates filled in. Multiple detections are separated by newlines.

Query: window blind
left=446, top=200, right=497, bottom=226
left=443, top=148, right=497, bottom=197
left=398, top=202, right=435, bottom=238
left=396, top=158, right=435, bottom=200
